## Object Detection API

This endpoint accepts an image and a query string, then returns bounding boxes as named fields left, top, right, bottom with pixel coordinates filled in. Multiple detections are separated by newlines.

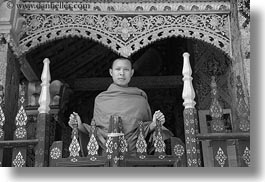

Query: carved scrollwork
left=238, top=0, right=250, bottom=28
left=209, top=76, right=225, bottom=133
left=17, top=14, right=230, bottom=57
left=215, top=147, right=227, bottom=167
left=69, top=135, right=80, bottom=160
left=87, top=134, right=99, bottom=156
left=0, top=101, right=5, bottom=127
left=242, top=146, right=250, bottom=166
left=15, top=106, right=28, bottom=126
left=0, top=128, right=3, bottom=139
left=50, top=147, right=61, bottom=160
left=12, top=151, right=26, bottom=167
left=236, top=76, right=250, bottom=132
left=173, top=144, right=185, bottom=158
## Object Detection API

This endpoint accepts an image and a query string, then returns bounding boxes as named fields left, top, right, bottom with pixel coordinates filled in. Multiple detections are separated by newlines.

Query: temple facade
left=0, top=0, right=250, bottom=167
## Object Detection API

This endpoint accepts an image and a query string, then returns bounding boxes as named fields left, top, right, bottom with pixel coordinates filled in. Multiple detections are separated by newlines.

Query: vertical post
left=0, top=33, right=20, bottom=166
left=0, top=81, right=5, bottom=167
left=235, top=76, right=250, bottom=167
left=209, top=76, right=228, bottom=167
left=35, top=58, right=51, bottom=167
left=106, top=115, right=127, bottom=167
left=136, top=121, right=147, bottom=159
left=154, top=119, right=166, bottom=159
left=68, top=114, right=80, bottom=162
left=11, top=83, right=28, bottom=167
left=229, top=0, right=250, bottom=131
left=38, top=58, right=51, bottom=114
left=1, top=1, right=25, bottom=166
left=235, top=76, right=250, bottom=132
left=182, top=52, right=199, bottom=167
left=87, top=120, right=99, bottom=161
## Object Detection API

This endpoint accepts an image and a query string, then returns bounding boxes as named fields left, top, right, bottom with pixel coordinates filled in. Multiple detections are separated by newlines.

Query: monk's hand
left=68, top=112, right=82, bottom=129
left=150, top=110, right=165, bottom=131
left=155, top=110, right=165, bottom=125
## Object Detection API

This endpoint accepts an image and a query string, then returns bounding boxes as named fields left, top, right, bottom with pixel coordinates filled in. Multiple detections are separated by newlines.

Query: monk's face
left=109, top=58, right=134, bottom=87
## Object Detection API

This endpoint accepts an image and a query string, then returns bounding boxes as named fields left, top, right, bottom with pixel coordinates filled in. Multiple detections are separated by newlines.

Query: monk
left=69, top=57, right=173, bottom=154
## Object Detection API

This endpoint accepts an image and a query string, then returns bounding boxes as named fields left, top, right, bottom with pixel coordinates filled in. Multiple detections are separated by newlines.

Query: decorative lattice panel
left=16, top=13, right=230, bottom=57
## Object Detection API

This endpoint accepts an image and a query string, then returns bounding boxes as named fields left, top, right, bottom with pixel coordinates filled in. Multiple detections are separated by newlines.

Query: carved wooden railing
left=182, top=52, right=201, bottom=166
left=0, top=81, right=39, bottom=167
left=49, top=115, right=186, bottom=167
left=196, top=76, right=250, bottom=167
left=181, top=53, right=250, bottom=167
left=0, top=53, right=250, bottom=167
left=0, top=58, right=58, bottom=167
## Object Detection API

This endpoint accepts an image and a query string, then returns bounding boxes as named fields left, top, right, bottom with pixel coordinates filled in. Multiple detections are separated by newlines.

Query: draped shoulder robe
left=80, top=83, right=173, bottom=155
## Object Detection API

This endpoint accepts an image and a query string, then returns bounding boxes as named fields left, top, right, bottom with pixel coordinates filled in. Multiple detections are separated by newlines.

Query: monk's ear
left=131, top=69, right=134, bottom=77
left=109, top=68, right=113, bottom=76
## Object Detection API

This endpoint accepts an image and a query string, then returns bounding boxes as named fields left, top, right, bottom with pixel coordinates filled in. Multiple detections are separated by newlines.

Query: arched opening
left=23, top=35, right=233, bottom=159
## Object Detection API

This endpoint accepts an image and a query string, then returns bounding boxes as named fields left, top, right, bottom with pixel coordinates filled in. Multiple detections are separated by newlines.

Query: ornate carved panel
left=11, top=0, right=231, bottom=58
left=192, top=39, right=232, bottom=110
left=17, top=13, right=230, bottom=57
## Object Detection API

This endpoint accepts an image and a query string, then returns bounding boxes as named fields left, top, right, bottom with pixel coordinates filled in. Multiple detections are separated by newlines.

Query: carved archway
left=16, top=13, right=230, bottom=58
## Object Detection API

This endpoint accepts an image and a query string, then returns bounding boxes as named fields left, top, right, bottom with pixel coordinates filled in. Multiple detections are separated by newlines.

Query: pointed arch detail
left=15, top=14, right=230, bottom=57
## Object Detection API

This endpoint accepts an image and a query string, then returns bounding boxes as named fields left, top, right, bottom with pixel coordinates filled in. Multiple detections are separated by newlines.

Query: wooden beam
left=196, top=133, right=250, bottom=141
left=19, top=55, right=39, bottom=82
left=0, top=139, right=39, bottom=148
left=73, top=75, right=183, bottom=91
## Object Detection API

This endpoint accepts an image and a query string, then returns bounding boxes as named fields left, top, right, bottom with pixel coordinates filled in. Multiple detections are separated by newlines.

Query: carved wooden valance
left=7, top=1, right=231, bottom=57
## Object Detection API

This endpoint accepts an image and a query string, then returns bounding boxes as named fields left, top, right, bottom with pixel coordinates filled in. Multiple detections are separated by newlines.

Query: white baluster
left=182, top=52, right=196, bottom=109
left=38, top=58, right=51, bottom=113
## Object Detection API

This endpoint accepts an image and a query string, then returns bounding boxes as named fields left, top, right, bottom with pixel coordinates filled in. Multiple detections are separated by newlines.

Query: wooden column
left=34, top=58, right=51, bottom=167
left=11, top=84, right=28, bottom=167
left=229, top=1, right=250, bottom=167
left=209, top=77, right=229, bottom=167
left=0, top=35, right=20, bottom=166
left=0, top=81, right=5, bottom=166
left=229, top=0, right=250, bottom=132
left=235, top=75, right=250, bottom=167
left=182, top=52, right=199, bottom=167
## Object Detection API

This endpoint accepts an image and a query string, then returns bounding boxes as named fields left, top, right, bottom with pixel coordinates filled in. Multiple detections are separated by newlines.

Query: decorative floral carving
left=69, top=135, right=80, bottom=159
left=154, top=131, right=165, bottom=153
left=13, top=151, right=25, bottom=167
left=242, top=146, right=250, bottom=166
left=119, top=135, right=127, bottom=153
left=136, top=121, right=147, bottom=158
left=174, top=144, right=185, bottom=158
left=50, top=147, right=61, bottom=159
left=236, top=76, right=250, bottom=132
left=105, top=136, right=113, bottom=154
left=117, top=18, right=134, bottom=41
left=209, top=76, right=225, bottom=132
left=154, top=121, right=166, bottom=158
left=215, top=147, right=227, bottom=167
left=18, top=14, right=230, bottom=57
left=0, top=128, right=3, bottom=139
left=0, top=106, right=5, bottom=127
left=192, top=39, right=232, bottom=110
left=15, top=106, right=27, bottom=126
left=87, top=134, right=99, bottom=156
left=15, top=127, right=27, bottom=139
left=238, top=0, right=250, bottom=28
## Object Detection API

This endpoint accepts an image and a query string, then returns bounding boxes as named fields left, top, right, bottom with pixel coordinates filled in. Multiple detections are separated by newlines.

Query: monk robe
left=80, top=83, right=173, bottom=155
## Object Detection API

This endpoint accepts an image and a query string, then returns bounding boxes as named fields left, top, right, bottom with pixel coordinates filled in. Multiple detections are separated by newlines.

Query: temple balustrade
left=49, top=115, right=186, bottom=167
left=0, top=52, right=250, bottom=167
